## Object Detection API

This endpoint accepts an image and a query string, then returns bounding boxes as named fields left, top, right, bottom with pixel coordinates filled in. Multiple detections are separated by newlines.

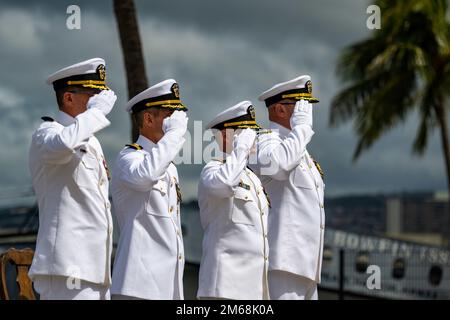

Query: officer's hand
left=233, top=128, right=257, bottom=153
left=290, top=100, right=313, bottom=129
left=162, top=110, right=188, bottom=136
left=87, top=90, right=117, bottom=116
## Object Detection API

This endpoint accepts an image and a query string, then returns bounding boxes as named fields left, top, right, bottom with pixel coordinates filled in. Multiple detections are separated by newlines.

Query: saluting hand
left=233, top=128, right=257, bottom=153
left=290, top=100, right=313, bottom=129
left=87, top=90, right=117, bottom=116
left=162, top=110, right=188, bottom=136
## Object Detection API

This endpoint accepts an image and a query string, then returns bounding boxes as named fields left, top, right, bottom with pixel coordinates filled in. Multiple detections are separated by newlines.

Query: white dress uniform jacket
left=28, top=109, right=113, bottom=285
left=251, top=121, right=325, bottom=283
left=111, top=134, right=185, bottom=300
left=197, top=151, right=270, bottom=300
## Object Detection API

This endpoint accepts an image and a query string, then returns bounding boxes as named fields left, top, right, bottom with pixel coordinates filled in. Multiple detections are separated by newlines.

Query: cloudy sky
left=0, top=0, right=447, bottom=201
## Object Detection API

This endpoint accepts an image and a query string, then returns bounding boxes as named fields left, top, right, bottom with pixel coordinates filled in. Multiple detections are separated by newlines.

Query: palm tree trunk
left=434, top=102, right=450, bottom=246
left=113, top=0, right=148, bottom=142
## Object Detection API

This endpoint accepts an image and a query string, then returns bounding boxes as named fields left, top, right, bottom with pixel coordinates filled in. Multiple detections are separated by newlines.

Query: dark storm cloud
left=6, top=0, right=369, bottom=47
left=0, top=0, right=447, bottom=200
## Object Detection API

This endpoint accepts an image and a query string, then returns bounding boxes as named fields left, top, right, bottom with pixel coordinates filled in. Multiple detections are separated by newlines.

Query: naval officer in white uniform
left=111, top=79, right=188, bottom=300
left=250, top=75, right=325, bottom=300
left=28, top=58, right=117, bottom=299
left=197, top=101, right=270, bottom=300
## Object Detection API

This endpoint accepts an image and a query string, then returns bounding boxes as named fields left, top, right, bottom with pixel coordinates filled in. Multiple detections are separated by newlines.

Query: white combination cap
left=206, top=100, right=260, bottom=130
left=258, top=75, right=319, bottom=107
left=125, top=79, right=187, bottom=114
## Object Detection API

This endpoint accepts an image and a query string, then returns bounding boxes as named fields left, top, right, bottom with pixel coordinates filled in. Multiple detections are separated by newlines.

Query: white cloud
left=0, top=8, right=49, bottom=53
left=0, top=86, right=25, bottom=109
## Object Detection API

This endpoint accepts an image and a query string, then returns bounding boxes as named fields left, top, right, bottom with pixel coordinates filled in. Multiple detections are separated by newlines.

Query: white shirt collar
left=136, top=135, right=156, bottom=151
left=269, top=121, right=290, bottom=138
left=56, top=111, right=75, bottom=126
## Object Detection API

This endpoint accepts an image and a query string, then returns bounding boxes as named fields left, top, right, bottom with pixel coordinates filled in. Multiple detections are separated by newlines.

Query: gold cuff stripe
left=224, top=120, right=257, bottom=128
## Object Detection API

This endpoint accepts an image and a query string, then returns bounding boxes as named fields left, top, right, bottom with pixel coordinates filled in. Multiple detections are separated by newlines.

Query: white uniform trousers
left=197, top=279, right=269, bottom=300
left=111, top=263, right=182, bottom=300
left=34, top=275, right=110, bottom=300
left=268, top=270, right=318, bottom=300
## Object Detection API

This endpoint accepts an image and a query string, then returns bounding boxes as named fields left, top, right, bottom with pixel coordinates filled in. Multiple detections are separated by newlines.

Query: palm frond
left=351, top=70, right=418, bottom=160
left=331, top=0, right=450, bottom=161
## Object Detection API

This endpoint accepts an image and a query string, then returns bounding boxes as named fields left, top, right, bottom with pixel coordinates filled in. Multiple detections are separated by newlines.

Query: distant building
left=325, top=192, right=450, bottom=247
left=385, top=192, right=450, bottom=246
left=325, top=194, right=386, bottom=235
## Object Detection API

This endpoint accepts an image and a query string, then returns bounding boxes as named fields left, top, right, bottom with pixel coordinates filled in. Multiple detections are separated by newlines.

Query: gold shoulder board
left=257, top=129, right=272, bottom=135
left=313, top=159, right=324, bottom=180
left=125, top=143, right=143, bottom=150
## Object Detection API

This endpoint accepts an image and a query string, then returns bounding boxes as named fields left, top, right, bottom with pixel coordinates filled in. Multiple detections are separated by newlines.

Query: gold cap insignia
left=248, top=105, right=256, bottom=120
left=97, top=64, right=106, bottom=81
left=171, top=83, right=180, bottom=98
left=306, top=80, right=312, bottom=94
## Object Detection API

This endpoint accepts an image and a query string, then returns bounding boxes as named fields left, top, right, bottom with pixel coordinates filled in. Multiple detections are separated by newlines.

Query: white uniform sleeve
left=118, top=131, right=185, bottom=191
left=200, top=148, right=249, bottom=198
left=32, top=108, right=110, bottom=164
left=254, top=125, right=314, bottom=180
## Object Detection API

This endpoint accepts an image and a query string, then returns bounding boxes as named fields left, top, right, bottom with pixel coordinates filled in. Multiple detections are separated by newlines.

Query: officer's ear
left=271, top=103, right=282, bottom=117
left=60, top=91, right=75, bottom=110
left=276, top=103, right=291, bottom=119
left=143, top=111, right=154, bottom=127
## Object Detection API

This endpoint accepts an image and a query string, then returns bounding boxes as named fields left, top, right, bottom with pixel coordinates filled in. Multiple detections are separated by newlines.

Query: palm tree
left=113, top=0, right=148, bottom=141
left=330, top=0, right=450, bottom=240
